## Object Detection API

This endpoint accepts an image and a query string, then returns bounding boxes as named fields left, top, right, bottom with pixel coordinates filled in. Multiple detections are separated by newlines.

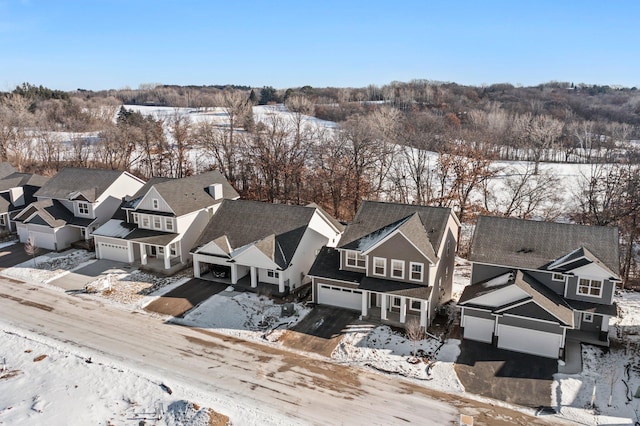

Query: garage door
left=463, top=316, right=495, bottom=343
left=317, top=284, right=362, bottom=310
left=497, top=324, right=562, bottom=358
left=22, top=230, right=56, bottom=251
left=98, top=242, right=129, bottom=263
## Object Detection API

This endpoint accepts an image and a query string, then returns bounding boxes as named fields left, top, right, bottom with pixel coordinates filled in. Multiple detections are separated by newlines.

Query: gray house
left=459, top=215, right=619, bottom=358
left=308, top=201, right=460, bottom=329
left=0, top=169, right=49, bottom=233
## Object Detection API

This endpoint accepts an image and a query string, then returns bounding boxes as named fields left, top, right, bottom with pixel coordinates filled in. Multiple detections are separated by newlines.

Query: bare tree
left=167, top=110, right=192, bottom=178
left=24, top=237, right=39, bottom=267
left=405, top=317, right=425, bottom=358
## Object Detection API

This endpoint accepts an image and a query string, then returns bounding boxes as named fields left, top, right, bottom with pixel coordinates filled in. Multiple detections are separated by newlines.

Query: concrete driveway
left=144, top=278, right=228, bottom=317
left=280, top=305, right=360, bottom=357
left=49, top=259, right=129, bottom=291
left=454, top=339, right=558, bottom=409
left=0, top=242, right=51, bottom=270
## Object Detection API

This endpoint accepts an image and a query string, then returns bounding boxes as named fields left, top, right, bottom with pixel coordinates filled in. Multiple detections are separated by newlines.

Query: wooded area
left=1, top=80, right=639, bottom=284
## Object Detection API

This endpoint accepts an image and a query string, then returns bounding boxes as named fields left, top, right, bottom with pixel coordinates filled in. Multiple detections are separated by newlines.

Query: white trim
left=552, top=273, right=565, bottom=282
left=153, top=216, right=162, bottom=230
left=165, top=217, right=173, bottom=231
left=390, top=259, right=404, bottom=279
left=345, top=250, right=366, bottom=269
left=409, top=261, right=424, bottom=282
left=409, top=299, right=422, bottom=311
left=494, top=298, right=532, bottom=312
left=582, top=312, right=594, bottom=323
left=152, top=198, right=159, bottom=210
left=472, top=259, right=621, bottom=284
left=362, top=228, right=432, bottom=264
left=502, top=312, right=569, bottom=327
left=372, top=257, right=386, bottom=277
left=577, top=278, right=603, bottom=298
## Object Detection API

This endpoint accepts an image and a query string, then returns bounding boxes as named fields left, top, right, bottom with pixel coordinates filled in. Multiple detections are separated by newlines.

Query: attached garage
left=317, top=284, right=362, bottom=310
left=97, top=242, right=130, bottom=263
left=463, top=317, right=495, bottom=344
left=497, top=324, right=562, bottom=358
left=19, top=228, right=56, bottom=250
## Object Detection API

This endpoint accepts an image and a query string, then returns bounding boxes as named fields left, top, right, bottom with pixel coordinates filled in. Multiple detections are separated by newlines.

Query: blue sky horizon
left=1, top=0, right=638, bottom=92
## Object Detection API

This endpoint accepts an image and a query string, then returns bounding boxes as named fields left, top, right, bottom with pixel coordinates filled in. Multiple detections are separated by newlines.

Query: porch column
left=127, top=242, right=134, bottom=263
left=250, top=266, right=257, bottom=288
left=601, top=315, right=610, bottom=332
left=140, top=244, right=147, bottom=265
left=381, top=295, right=388, bottom=320
left=278, top=272, right=285, bottom=293
left=163, top=246, right=170, bottom=270
left=400, top=296, right=407, bottom=324
left=361, top=290, right=369, bottom=317
left=231, top=264, right=238, bottom=284
left=420, top=300, right=428, bottom=328
left=194, top=257, right=201, bottom=278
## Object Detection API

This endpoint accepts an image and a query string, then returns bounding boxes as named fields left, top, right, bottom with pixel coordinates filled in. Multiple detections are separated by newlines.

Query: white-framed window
left=0, top=215, right=5, bottom=226
left=552, top=273, right=564, bottom=281
left=373, top=257, right=386, bottom=276
left=78, top=202, right=89, bottom=215
left=132, top=213, right=139, bottom=224
left=391, top=259, right=404, bottom=279
left=345, top=251, right=365, bottom=268
left=578, top=279, right=602, bottom=297
left=152, top=198, right=159, bottom=210
left=142, top=216, right=149, bottom=227
left=392, top=297, right=401, bottom=308
left=410, top=262, right=424, bottom=282
left=447, top=239, right=451, bottom=255
left=267, top=269, right=279, bottom=278
left=158, top=246, right=164, bottom=255
left=153, top=216, right=162, bottom=229
left=410, top=300, right=421, bottom=311
left=165, top=218, right=173, bottom=231
left=170, top=244, right=177, bottom=256
left=582, top=312, right=594, bottom=323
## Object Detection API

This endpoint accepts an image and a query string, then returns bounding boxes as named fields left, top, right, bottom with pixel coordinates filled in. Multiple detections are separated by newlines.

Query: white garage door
left=98, top=242, right=129, bottom=263
left=22, top=230, right=56, bottom=250
left=497, top=324, right=562, bottom=358
left=463, top=316, right=495, bottom=343
left=317, top=284, right=362, bottom=310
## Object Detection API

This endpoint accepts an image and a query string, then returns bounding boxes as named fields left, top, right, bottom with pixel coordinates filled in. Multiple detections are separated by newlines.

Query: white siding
left=308, top=210, right=342, bottom=248
left=469, top=285, right=529, bottom=308
left=286, top=227, right=330, bottom=288
left=136, top=187, right=173, bottom=213
left=175, top=210, right=211, bottom=262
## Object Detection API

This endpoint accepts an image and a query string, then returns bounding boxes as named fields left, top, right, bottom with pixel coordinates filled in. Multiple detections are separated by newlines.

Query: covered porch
left=127, top=229, right=181, bottom=273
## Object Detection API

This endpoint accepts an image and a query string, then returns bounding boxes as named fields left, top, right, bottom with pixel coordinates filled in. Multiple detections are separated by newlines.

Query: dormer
left=208, top=183, right=223, bottom=200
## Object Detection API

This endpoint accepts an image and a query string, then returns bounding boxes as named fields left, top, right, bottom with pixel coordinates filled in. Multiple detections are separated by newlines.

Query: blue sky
left=1, top=0, right=638, bottom=91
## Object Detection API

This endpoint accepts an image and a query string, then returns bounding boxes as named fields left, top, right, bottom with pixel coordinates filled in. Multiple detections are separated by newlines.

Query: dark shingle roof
left=307, top=246, right=364, bottom=284
left=193, top=199, right=317, bottom=268
left=469, top=215, right=620, bottom=276
left=135, top=171, right=239, bottom=216
left=360, top=276, right=432, bottom=300
left=34, top=168, right=128, bottom=202
left=13, top=199, right=76, bottom=228
left=0, top=173, right=49, bottom=213
left=339, top=201, right=453, bottom=260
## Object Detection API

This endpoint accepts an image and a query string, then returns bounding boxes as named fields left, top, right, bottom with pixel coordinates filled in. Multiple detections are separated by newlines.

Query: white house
left=92, top=170, right=239, bottom=274
left=13, top=168, right=144, bottom=251
left=191, top=199, right=344, bottom=294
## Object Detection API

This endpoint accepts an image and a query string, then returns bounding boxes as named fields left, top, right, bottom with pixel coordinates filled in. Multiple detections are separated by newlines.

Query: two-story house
left=13, top=168, right=144, bottom=251
left=0, top=169, right=49, bottom=233
left=308, top=201, right=460, bottom=329
left=458, top=215, right=620, bottom=359
left=191, top=200, right=344, bottom=294
left=92, top=171, right=239, bottom=274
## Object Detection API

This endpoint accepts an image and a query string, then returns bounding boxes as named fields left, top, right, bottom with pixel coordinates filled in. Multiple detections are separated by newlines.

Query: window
left=152, top=199, right=159, bottom=210
left=170, top=244, right=177, bottom=256
left=578, top=279, right=602, bottom=297
left=0, top=215, right=5, bottom=226
left=165, top=218, right=173, bottom=231
left=142, top=216, right=149, bottom=227
left=552, top=273, right=564, bottom=281
left=410, top=300, right=421, bottom=311
left=447, top=239, right=451, bottom=255
left=392, top=297, right=401, bottom=308
left=132, top=213, right=139, bottom=224
left=153, top=216, right=162, bottom=229
left=267, top=269, right=279, bottom=278
left=373, top=257, right=386, bottom=276
left=582, top=312, right=594, bottom=323
left=157, top=246, right=164, bottom=255
left=391, top=259, right=404, bottom=279
left=345, top=251, right=365, bottom=268
left=410, top=262, right=424, bottom=282
left=78, top=202, right=89, bottom=215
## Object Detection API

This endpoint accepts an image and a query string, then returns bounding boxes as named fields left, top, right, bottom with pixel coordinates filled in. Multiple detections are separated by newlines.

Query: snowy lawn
left=0, top=327, right=230, bottom=426
left=1, top=249, right=96, bottom=284
left=552, top=290, right=640, bottom=425
left=177, top=289, right=312, bottom=343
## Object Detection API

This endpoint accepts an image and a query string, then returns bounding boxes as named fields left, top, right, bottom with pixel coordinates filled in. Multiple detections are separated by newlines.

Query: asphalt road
left=0, top=277, right=566, bottom=425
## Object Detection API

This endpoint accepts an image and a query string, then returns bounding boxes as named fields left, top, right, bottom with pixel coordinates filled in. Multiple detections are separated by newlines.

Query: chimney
left=9, top=187, right=24, bottom=206
left=208, top=183, right=223, bottom=200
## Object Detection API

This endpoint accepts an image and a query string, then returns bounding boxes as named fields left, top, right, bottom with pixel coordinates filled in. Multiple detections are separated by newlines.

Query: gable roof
left=339, top=201, right=454, bottom=259
left=34, top=168, right=131, bottom=202
left=128, top=171, right=238, bottom=216
left=193, top=199, right=317, bottom=268
left=469, top=215, right=620, bottom=277
left=0, top=163, right=17, bottom=179
left=13, top=199, right=75, bottom=228
left=459, top=269, right=574, bottom=326
left=0, top=172, right=49, bottom=214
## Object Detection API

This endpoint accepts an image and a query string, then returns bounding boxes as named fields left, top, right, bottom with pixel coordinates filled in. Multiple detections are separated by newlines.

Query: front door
left=150, top=246, right=157, bottom=257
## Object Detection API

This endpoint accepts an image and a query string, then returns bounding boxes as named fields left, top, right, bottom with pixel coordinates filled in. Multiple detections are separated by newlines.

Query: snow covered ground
left=5, top=244, right=640, bottom=425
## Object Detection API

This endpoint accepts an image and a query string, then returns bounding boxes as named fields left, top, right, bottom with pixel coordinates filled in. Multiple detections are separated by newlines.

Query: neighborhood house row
left=1, top=164, right=620, bottom=360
